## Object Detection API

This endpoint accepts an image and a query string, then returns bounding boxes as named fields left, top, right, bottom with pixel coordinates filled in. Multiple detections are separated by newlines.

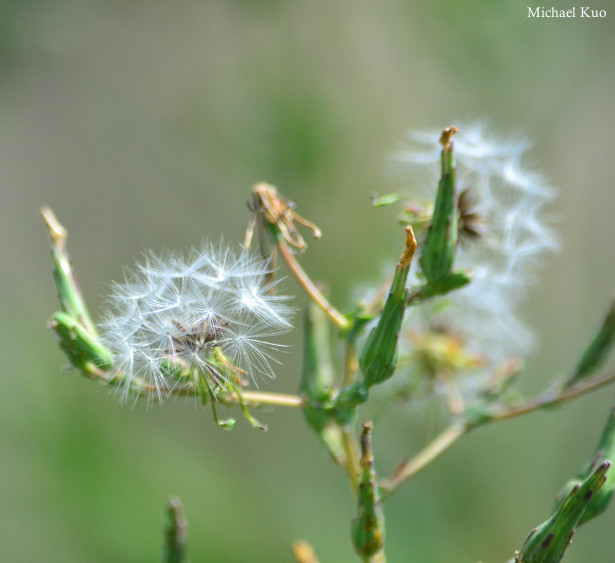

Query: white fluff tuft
left=99, top=241, right=293, bottom=401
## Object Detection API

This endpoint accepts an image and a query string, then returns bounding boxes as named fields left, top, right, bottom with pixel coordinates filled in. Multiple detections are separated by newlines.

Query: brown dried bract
left=169, top=318, right=228, bottom=356
left=41, top=206, right=68, bottom=250
left=245, top=182, right=321, bottom=251
left=439, top=126, right=459, bottom=149
left=399, top=226, right=417, bottom=268
left=457, top=187, right=485, bottom=243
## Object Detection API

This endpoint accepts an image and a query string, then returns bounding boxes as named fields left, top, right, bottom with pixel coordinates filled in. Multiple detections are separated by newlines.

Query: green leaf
left=370, top=192, right=401, bottom=207
left=565, top=296, right=615, bottom=387
left=408, top=270, right=471, bottom=303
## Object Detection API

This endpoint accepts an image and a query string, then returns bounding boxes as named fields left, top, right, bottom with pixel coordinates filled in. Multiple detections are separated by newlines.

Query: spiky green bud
left=359, top=227, right=416, bottom=388
left=418, top=127, right=459, bottom=283
left=352, top=423, right=385, bottom=560
left=516, top=462, right=610, bottom=563
left=553, top=406, right=615, bottom=526
left=162, top=498, right=187, bottom=563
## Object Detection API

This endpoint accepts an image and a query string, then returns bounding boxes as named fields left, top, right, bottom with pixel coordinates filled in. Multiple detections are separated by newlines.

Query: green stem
left=342, top=426, right=361, bottom=494
left=343, top=338, right=359, bottom=387
left=228, top=390, right=304, bottom=409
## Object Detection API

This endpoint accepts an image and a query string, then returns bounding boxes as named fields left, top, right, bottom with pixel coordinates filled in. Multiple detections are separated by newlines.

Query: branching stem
left=381, top=370, right=615, bottom=495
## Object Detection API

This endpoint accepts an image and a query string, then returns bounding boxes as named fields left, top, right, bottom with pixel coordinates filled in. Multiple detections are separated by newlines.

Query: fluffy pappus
left=390, top=123, right=559, bottom=410
left=98, top=241, right=294, bottom=402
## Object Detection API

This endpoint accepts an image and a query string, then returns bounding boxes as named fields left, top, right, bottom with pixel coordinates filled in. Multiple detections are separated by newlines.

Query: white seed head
left=99, top=241, right=293, bottom=401
left=394, top=122, right=558, bottom=364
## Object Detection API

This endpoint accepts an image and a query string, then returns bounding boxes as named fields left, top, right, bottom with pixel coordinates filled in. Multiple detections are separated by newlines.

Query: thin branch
left=484, top=370, right=615, bottom=423
left=70, top=361, right=305, bottom=408
left=277, top=240, right=351, bottom=332
left=380, top=370, right=615, bottom=496
left=341, top=426, right=361, bottom=494
left=380, top=422, right=466, bottom=497
left=226, top=390, right=305, bottom=408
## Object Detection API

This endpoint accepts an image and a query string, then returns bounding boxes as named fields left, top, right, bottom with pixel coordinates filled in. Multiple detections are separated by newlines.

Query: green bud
left=565, top=296, right=615, bottom=388
left=162, top=497, right=188, bottom=563
left=516, top=462, right=610, bottom=563
left=352, top=423, right=385, bottom=559
left=562, top=406, right=615, bottom=526
left=359, top=227, right=416, bottom=387
left=418, top=127, right=459, bottom=284
left=49, top=311, right=113, bottom=374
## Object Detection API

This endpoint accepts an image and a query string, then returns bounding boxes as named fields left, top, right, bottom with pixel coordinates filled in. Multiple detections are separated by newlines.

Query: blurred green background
left=2, top=1, right=615, bottom=561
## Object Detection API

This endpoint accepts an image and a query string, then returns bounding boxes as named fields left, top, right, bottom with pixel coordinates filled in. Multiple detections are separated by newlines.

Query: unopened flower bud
left=418, top=127, right=459, bottom=283
left=517, top=462, right=610, bottom=562
left=359, top=227, right=416, bottom=387
left=351, top=423, right=385, bottom=559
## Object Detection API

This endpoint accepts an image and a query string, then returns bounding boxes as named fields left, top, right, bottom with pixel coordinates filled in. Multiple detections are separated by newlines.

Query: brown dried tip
left=439, top=126, right=459, bottom=149
left=249, top=182, right=321, bottom=251
left=399, top=226, right=417, bottom=268
left=40, top=206, right=67, bottom=251
left=359, top=421, right=374, bottom=468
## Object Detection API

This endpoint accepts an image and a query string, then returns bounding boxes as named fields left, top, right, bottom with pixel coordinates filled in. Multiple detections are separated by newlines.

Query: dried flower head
left=99, top=241, right=294, bottom=404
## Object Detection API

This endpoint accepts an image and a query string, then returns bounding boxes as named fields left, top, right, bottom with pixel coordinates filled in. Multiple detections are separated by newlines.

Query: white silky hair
left=99, top=241, right=294, bottom=401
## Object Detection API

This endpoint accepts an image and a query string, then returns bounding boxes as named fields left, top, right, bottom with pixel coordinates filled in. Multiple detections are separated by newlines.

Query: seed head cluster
left=395, top=123, right=558, bottom=362
left=99, top=242, right=293, bottom=401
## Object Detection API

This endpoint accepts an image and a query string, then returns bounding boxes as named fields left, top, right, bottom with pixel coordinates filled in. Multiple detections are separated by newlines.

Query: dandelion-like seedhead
left=99, top=241, right=294, bottom=402
left=392, top=123, right=558, bottom=392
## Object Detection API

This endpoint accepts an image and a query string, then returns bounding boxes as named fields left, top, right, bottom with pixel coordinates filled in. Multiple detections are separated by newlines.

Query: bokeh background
left=2, top=1, right=615, bottom=561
